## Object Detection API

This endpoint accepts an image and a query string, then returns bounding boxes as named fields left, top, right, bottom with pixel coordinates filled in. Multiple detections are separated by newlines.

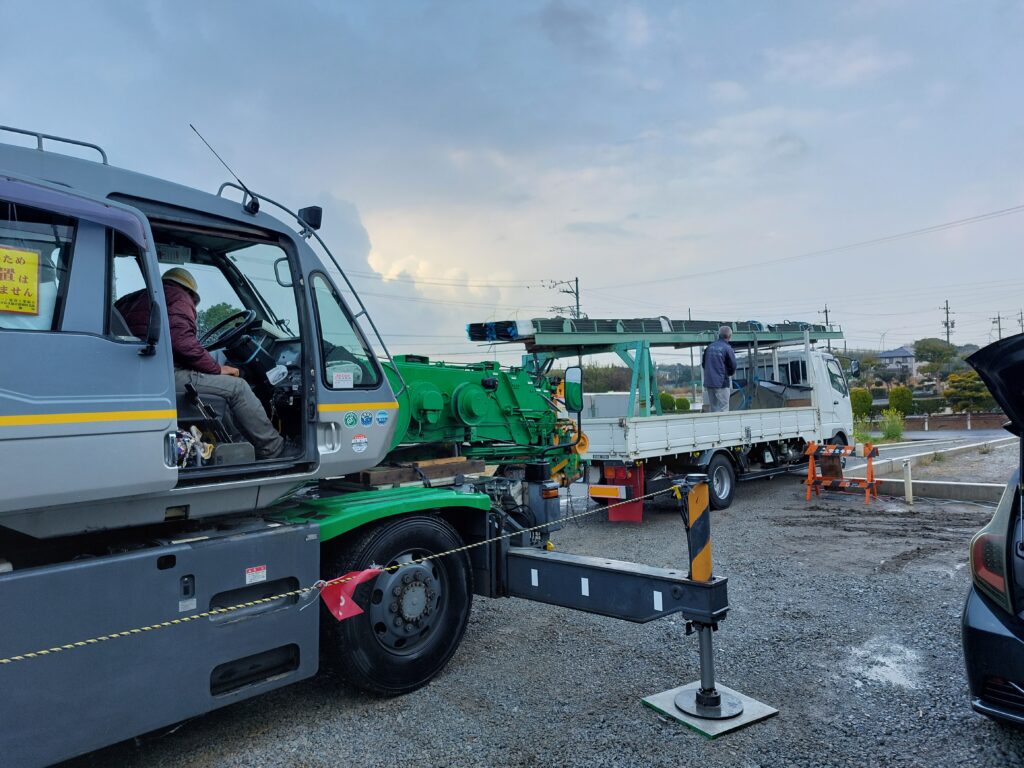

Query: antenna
left=189, top=124, right=260, bottom=215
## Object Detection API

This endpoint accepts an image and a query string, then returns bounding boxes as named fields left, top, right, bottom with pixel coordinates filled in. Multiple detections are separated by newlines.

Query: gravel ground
left=64, top=476, right=1024, bottom=768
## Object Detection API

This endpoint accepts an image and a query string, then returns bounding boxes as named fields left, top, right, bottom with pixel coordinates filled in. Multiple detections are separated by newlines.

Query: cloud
left=538, top=0, right=610, bottom=57
left=765, top=39, right=910, bottom=87
left=565, top=220, right=638, bottom=238
left=709, top=80, right=749, bottom=104
left=684, top=107, right=820, bottom=178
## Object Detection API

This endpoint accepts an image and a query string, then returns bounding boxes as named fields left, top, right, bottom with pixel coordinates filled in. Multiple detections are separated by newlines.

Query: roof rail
left=0, top=125, right=108, bottom=165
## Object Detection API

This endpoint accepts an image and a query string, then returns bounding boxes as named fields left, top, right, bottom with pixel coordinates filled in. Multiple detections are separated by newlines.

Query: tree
left=914, top=337, right=956, bottom=366
left=197, top=302, right=242, bottom=337
left=659, top=392, right=676, bottom=412
left=945, top=370, right=997, bottom=413
left=850, top=387, right=872, bottom=419
left=582, top=365, right=632, bottom=392
left=889, top=386, right=913, bottom=415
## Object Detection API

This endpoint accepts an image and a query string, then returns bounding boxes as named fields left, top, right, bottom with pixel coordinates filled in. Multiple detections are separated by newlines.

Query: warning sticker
left=375, top=409, right=389, bottom=426
left=352, top=433, right=368, bottom=453
left=344, top=412, right=358, bottom=428
left=245, top=565, right=267, bottom=585
left=333, top=371, right=354, bottom=389
left=0, top=246, right=40, bottom=315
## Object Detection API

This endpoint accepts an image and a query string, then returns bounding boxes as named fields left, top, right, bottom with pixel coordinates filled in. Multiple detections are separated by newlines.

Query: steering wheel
left=200, top=309, right=259, bottom=352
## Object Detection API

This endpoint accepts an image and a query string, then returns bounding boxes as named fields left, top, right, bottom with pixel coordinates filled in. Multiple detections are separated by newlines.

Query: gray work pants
left=706, top=387, right=731, bottom=413
left=175, top=369, right=283, bottom=459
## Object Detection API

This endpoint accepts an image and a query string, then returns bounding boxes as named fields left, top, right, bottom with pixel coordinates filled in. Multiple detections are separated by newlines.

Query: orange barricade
left=804, top=442, right=879, bottom=505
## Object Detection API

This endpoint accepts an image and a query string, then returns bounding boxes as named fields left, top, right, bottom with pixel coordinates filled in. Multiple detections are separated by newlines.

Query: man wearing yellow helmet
left=117, top=268, right=286, bottom=459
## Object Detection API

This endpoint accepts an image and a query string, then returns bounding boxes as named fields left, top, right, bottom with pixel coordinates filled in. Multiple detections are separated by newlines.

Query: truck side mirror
left=298, top=206, right=323, bottom=231
left=564, top=366, right=584, bottom=414
left=849, top=360, right=860, bottom=378
left=140, top=300, right=161, bottom=357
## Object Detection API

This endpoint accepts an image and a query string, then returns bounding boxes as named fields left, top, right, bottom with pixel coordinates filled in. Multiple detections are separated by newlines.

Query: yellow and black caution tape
left=0, top=483, right=693, bottom=667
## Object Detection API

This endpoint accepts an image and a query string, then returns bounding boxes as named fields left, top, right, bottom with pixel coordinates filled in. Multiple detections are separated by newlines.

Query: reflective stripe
left=589, top=485, right=628, bottom=499
left=0, top=409, right=176, bottom=427
left=318, top=402, right=398, bottom=412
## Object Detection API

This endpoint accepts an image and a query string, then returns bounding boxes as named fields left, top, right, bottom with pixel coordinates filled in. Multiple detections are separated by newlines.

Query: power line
left=592, top=202, right=1024, bottom=290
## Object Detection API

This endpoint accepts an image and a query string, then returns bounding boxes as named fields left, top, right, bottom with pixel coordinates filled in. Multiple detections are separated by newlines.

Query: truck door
left=821, top=355, right=852, bottom=441
left=297, top=255, right=397, bottom=477
left=0, top=178, right=176, bottom=517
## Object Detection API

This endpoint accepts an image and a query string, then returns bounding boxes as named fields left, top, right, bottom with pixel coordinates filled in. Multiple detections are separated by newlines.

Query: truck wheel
left=321, top=515, right=473, bottom=695
left=707, top=454, right=735, bottom=510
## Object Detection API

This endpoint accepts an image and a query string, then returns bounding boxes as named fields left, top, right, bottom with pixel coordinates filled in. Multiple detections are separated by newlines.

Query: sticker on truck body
left=245, top=565, right=267, bottom=585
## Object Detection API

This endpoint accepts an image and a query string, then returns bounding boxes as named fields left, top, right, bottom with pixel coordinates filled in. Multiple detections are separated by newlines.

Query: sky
left=2, top=0, right=1023, bottom=366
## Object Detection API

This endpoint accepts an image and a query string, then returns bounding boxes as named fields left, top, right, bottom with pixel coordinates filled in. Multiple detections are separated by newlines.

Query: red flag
left=319, top=569, right=382, bottom=621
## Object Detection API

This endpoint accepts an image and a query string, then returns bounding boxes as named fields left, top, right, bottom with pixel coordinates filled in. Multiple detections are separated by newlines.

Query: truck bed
left=582, top=406, right=822, bottom=461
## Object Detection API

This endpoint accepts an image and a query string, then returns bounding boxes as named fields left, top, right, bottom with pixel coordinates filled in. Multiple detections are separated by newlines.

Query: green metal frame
left=274, top=486, right=492, bottom=542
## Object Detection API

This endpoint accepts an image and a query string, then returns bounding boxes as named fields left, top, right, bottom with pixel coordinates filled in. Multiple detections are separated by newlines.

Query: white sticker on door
left=245, top=565, right=267, bottom=585
left=333, top=371, right=354, bottom=389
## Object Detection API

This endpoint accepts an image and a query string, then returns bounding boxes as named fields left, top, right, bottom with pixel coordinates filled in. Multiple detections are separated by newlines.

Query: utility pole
left=818, top=303, right=831, bottom=350
left=1018, top=308, right=1023, bottom=333
left=992, top=312, right=1004, bottom=340
left=941, top=300, right=955, bottom=345
left=548, top=278, right=582, bottom=319
left=689, top=307, right=697, bottom=405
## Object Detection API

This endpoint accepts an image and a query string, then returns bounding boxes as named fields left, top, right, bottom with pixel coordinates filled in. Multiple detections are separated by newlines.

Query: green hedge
left=850, top=388, right=872, bottom=418
left=889, top=386, right=913, bottom=415
left=658, top=392, right=676, bottom=412
left=675, top=396, right=691, bottom=412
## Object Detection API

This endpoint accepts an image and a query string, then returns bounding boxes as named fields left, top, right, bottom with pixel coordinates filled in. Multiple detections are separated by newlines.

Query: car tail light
left=541, top=487, right=559, bottom=499
left=970, top=529, right=1012, bottom=612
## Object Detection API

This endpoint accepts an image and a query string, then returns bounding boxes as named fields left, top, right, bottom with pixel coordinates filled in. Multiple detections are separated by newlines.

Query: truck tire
left=321, top=515, right=473, bottom=695
left=707, top=454, right=736, bottom=510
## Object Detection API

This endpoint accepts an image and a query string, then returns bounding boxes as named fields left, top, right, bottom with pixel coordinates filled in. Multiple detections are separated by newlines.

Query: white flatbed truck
left=469, top=318, right=855, bottom=518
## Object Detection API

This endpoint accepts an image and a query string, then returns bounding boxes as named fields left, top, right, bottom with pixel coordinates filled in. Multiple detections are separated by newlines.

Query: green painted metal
left=382, top=355, right=563, bottom=461
left=506, top=317, right=843, bottom=356
left=276, top=485, right=493, bottom=542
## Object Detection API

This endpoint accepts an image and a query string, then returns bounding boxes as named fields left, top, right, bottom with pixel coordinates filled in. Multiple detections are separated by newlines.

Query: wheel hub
left=368, top=557, right=443, bottom=651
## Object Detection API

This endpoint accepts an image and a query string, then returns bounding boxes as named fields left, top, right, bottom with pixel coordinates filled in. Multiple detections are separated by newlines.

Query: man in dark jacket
left=702, top=325, right=737, bottom=413
left=116, top=268, right=285, bottom=459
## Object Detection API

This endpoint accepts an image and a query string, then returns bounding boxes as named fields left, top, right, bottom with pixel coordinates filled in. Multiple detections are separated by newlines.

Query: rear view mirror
left=140, top=300, right=161, bottom=357
left=849, top=360, right=861, bottom=378
left=274, top=257, right=293, bottom=287
left=564, top=366, right=584, bottom=414
left=298, top=206, right=323, bottom=231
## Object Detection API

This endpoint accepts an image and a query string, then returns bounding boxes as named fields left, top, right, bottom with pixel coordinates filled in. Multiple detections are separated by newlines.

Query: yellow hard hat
left=162, top=267, right=200, bottom=302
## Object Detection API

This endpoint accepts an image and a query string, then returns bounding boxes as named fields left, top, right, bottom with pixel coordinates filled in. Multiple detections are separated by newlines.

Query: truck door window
left=826, top=358, right=848, bottom=395
left=310, top=274, right=380, bottom=389
left=0, top=199, right=75, bottom=331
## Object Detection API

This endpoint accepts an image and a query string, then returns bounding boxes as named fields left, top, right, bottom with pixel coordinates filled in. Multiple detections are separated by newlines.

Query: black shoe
left=274, top=438, right=304, bottom=460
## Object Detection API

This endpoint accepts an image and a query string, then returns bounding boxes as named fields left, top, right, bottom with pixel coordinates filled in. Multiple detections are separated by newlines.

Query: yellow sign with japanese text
left=0, top=246, right=40, bottom=315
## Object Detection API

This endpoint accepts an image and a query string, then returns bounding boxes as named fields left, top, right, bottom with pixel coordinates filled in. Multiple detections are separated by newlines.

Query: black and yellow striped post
left=672, top=474, right=743, bottom=721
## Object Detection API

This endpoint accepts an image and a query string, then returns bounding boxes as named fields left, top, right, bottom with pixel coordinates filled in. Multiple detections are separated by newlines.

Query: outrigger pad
left=642, top=683, right=777, bottom=739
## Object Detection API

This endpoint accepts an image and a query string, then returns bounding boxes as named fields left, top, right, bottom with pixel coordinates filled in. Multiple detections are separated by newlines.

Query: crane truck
left=0, top=127, right=727, bottom=768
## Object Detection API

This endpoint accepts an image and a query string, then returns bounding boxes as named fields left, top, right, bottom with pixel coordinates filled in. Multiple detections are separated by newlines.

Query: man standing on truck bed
left=702, top=325, right=737, bottom=412
left=116, top=268, right=287, bottom=459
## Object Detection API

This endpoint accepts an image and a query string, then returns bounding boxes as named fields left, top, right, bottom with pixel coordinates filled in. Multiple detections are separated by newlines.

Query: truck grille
left=982, top=676, right=1024, bottom=713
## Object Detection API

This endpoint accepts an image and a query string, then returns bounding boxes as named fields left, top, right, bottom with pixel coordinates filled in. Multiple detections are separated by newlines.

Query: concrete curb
left=871, top=478, right=1005, bottom=503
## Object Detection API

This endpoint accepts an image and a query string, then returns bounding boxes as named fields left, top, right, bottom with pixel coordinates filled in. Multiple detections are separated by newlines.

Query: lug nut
left=402, top=574, right=412, bottom=584
left=393, top=617, right=403, bottom=627
left=405, top=623, right=414, bottom=632
left=392, top=586, right=402, bottom=597
left=389, top=602, right=398, bottom=613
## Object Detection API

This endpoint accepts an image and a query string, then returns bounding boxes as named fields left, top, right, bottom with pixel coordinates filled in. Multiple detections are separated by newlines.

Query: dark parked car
left=962, top=335, right=1024, bottom=724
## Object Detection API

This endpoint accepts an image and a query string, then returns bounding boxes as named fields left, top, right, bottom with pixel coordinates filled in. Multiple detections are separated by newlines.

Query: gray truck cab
left=0, top=127, right=398, bottom=538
